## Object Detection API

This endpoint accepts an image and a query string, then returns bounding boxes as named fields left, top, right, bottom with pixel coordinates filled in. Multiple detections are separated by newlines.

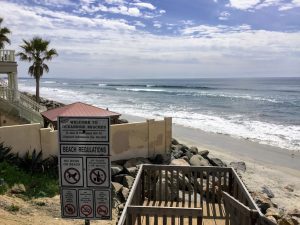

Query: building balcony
left=0, top=50, right=17, bottom=74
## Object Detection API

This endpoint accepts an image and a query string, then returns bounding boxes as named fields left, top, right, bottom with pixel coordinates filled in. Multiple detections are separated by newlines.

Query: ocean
left=18, top=77, right=300, bottom=152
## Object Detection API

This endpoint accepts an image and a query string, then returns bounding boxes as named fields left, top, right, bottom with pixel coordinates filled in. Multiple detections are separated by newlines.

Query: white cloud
left=159, top=9, right=166, bottom=14
left=227, top=0, right=260, bottom=10
left=278, top=0, right=300, bottom=10
left=134, top=21, right=146, bottom=27
left=153, top=21, right=162, bottom=28
left=229, top=0, right=300, bottom=11
left=219, top=11, right=230, bottom=20
left=133, top=2, right=156, bottom=10
left=104, top=0, right=125, bottom=4
left=1, top=1, right=299, bottom=78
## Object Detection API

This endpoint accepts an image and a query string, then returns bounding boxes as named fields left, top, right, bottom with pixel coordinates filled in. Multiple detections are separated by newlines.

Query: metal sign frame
left=58, top=116, right=112, bottom=220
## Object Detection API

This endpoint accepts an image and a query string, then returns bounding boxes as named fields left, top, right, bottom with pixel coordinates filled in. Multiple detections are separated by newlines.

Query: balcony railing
left=0, top=50, right=15, bottom=62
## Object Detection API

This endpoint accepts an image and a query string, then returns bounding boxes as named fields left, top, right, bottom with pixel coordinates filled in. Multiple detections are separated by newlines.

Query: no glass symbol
left=64, top=168, right=80, bottom=184
left=90, top=168, right=106, bottom=185
left=97, top=205, right=108, bottom=216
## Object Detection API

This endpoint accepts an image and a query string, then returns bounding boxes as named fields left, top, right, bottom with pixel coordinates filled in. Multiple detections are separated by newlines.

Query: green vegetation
left=5, top=204, right=20, bottom=212
left=0, top=143, right=59, bottom=199
left=0, top=17, right=11, bottom=49
left=17, top=37, right=58, bottom=103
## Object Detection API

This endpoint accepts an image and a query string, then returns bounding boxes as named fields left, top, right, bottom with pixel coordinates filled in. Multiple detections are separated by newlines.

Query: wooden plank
left=127, top=205, right=203, bottom=217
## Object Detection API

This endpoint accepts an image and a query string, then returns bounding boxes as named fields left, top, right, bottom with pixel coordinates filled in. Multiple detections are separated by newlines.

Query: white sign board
left=95, top=190, right=111, bottom=219
left=59, top=117, right=109, bottom=143
left=60, top=144, right=109, bottom=156
left=58, top=116, right=111, bottom=221
left=61, top=189, right=78, bottom=218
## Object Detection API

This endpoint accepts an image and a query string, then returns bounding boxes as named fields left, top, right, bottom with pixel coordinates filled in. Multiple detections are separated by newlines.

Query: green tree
left=0, top=17, right=11, bottom=49
left=17, top=37, right=58, bottom=103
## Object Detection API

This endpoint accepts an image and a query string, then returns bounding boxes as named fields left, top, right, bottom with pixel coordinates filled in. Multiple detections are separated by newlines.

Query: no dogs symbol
left=64, top=168, right=80, bottom=184
left=90, top=168, right=106, bottom=185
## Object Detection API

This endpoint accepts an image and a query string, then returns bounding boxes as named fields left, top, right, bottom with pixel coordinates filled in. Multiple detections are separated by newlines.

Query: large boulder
left=229, top=161, right=246, bottom=173
left=278, top=216, right=299, bottom=225
left=170, top=158, right=190, bottom=166
left=172, top=138, right=179, bottom=145
left=189, top=155, right=210, bottom=167
left=190, top=146, right=198, bottom=154
left=198, top=150, right=209, bottom=158
left=266, top=207, right=281, bottom=219
left=209, top=158, right=227, bottom=167
left=111, top=163, right=124, bottom=176
left=123, top=175, right=135, bottom=189
left=112, top=182, right=123, bottom=194
left=251, top=192, right=273, bottom=213
left=172, top=149, right=184, bottom=159
left=121, top=187, right=130, bottom=200
left=262, top=185, right=275, bottom=198
left=126, top=167, right=138, bottom=177
left=124, top=157, right=151, bottom=169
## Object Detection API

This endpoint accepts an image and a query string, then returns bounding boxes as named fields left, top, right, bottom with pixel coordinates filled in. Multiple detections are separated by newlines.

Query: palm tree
left=0, top=17, right=11, bottom=49
left=17, top=37, right=58, bottom=103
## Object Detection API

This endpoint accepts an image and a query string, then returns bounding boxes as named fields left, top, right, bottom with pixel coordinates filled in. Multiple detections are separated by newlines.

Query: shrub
left=0, top=142, right=17, bottom=163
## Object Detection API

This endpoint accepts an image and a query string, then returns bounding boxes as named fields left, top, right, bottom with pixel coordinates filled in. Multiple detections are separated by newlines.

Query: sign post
left=58, top=117, right=112, bottom=222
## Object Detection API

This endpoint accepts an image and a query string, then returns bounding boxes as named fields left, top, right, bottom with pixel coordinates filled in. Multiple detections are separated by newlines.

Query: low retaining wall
left=0, top=117, right=172, bottom=161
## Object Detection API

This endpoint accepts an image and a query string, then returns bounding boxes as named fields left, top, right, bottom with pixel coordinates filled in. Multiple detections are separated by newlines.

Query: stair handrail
left=0, top=84, right=47, bottom=112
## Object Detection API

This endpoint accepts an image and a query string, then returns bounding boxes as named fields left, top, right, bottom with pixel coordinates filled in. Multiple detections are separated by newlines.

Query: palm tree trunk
left=35, top=77, right=40, bottom=103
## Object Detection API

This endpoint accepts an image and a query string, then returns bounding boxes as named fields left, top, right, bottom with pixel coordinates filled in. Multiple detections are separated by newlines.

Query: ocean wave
left=98, top=83, right=107, bottom=87
left=179, top=92, right=282, bottom=103
left=104, top=83, right=216, bottom=90
left=116, top=87, right=173, bottom=93
left=18, top=83, right=300, bottom=151
left=117, top=108, right=300, bottom=151
left=42, top=81, right=56, bottom=84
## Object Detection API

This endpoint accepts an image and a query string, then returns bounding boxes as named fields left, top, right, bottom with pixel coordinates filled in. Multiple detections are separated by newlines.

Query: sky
left=0, top=0, right=300, bottom=79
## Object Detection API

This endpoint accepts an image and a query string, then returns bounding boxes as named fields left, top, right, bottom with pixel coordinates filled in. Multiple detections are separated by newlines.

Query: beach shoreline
left=121, top=113, right=300, bottom=212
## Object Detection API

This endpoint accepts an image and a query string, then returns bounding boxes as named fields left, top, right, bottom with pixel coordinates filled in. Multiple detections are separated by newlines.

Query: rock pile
left=111, top=139, right=299, bottom=225
left=22, top=92, right=65, bottom=110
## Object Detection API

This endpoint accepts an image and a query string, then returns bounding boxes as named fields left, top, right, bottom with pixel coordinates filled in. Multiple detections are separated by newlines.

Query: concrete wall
left=0, top=117, right=172, bottom=161
left=0, top=123, right=42, bottom=154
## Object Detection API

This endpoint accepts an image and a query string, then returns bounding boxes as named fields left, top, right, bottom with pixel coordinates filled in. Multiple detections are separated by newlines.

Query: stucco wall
left=0, top=123, right=42, bottom=154
left=0, top=117, right=172, bottom=160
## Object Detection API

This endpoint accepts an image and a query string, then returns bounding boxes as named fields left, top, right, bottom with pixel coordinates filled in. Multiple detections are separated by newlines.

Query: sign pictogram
left=97, top=205, right=108, bottom=216
left=81, top=204, right=92, bottom=217
left=64, top=168, right=80, bottom=184
left=94, top=189, right=111, bottom=219
left=86, top=157, right=110, bottom=187
left=90, top=168, right=106, bottom=185
left=61, top=189, right=77, bottom=218
left=60, top=157, right=83, bottom=187
left=65, top=204, right=75, bottom=215
left=78, top=189, right=94, bottom=218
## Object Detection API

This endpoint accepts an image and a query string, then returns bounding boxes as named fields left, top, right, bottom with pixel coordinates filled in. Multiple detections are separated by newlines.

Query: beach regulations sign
left=58, top=117, right=112, bottom=220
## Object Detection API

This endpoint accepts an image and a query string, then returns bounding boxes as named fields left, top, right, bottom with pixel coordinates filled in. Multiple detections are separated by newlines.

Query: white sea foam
left=178, top=92, right=281, bottom=103
left=116, top=88, right=170, bottom=93
left=42, top=81, right=56, bottom=84
left=98, top=83, right=107, bottom=87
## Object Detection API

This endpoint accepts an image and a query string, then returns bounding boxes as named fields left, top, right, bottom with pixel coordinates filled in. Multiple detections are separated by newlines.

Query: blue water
left=18, top=77, right=300, bottom=151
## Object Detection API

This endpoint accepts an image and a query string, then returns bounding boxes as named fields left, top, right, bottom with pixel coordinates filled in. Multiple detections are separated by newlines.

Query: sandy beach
left=122, top=114, right=300, bottom=212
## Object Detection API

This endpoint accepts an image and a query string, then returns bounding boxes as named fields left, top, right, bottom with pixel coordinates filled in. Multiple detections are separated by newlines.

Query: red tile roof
left=41, top=102, right=120, bottom=122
